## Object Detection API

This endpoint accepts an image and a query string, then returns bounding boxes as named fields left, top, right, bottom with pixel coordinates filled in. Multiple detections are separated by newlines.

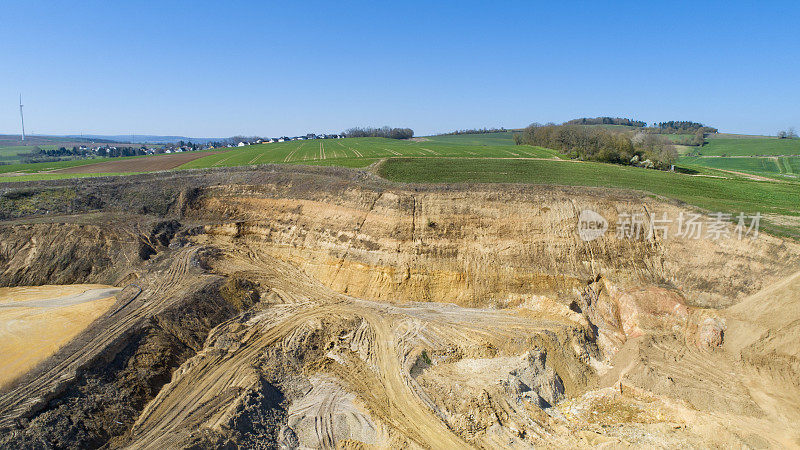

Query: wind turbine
left=19, top=94, right=26, bottom=142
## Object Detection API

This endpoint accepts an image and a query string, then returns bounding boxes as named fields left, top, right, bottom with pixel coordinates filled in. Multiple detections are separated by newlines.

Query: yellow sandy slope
left=0, top=285, right=117, bottom=388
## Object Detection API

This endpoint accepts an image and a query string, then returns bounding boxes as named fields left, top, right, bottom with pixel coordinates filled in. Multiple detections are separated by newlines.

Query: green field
left=378, top=157, right=800, bottom=237
left=424, top=131, right=518, bottom=146
left=679, top=156, right=800, bottom=179
left=661, top=134, right=696, bottom=142
left=694, top=138, right=800, bottom=156
left=179, top=137, right=559, bottom=170
left=0, top=145, right=60, bottom=163
left=0, top=172, right=136, bottom=183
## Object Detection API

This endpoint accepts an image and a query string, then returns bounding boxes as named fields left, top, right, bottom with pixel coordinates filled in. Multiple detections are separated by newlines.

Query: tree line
left=564, top=117, right=646, bottom=127
left=778, top=128, right=798, bottom=139
left=653, top=121, right=717, bottom=134
left=515, top=124, right=677, bottom=169
left=17, top=146, right=149, bottom=163
left=439, top=127, right=508, bottom=135
left=342, top=127, right=414, bottom=139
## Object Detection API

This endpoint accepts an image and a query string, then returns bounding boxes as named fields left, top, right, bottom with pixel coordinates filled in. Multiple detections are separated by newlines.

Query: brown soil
left=0, top=165, right=798, bottom=448
left=51, top=151, right=223, bottom=173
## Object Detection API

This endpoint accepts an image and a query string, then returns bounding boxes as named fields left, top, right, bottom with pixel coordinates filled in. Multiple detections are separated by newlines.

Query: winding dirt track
left=0, top=247, right=208, bottom=428
left=127, top=245, right=473, bottom=448
left=0, top=288, right=121, bottom=308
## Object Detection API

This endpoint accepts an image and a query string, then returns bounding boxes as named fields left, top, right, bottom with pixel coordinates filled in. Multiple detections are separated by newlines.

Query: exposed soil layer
left=0, top=165, right=798, bottom=448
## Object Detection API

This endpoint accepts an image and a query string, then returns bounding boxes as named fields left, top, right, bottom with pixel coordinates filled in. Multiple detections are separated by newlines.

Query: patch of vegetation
left=565, top=117, right=646, bottom=127
left=437, top=127, right=509, bottom=136
left=0, top=187, right=78, bottom=217
left=421, top=350, right=432, bottom=365
left=342, top=126, right=414, bottom=139
left=653, top=121, right=717, bottom=134
left=515, top=124, right=677, bottom=168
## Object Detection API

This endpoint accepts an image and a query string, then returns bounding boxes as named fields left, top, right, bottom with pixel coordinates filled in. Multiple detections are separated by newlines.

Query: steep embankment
left=0, top=166, right=798, bottom=448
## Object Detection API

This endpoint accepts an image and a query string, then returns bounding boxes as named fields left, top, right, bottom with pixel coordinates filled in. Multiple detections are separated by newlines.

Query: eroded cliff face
left=187, top=182, right=797, bottom=353
left=1, top=167, right=798, bottom=448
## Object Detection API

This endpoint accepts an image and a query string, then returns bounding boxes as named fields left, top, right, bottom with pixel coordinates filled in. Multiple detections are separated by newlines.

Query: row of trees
left=778, top=128, right=798, bottom=139
left=37, top=146, right=149, bottom=158
left=564, top=117, right=646, bottom=127
left=439, top=127, right=507, bottom=135
left=342, top=126, right=414, bottom=139
left=19, top=146, right=151, bottom=163
left=515, top=124, right=677, bottom=169
left=653, top=121, right=717, bottom=134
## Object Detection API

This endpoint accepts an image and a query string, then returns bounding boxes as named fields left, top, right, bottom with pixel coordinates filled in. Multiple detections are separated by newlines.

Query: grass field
left=0, top=145, right=60, bottom=163
left=661, top=134, right=696, bottom=142
left=694, top=138, right=800, bottom=156
left=178, top=137, right=559, bottom=170
left=378, top=157, right=800, bottom=237
left=424, top=131, right=518, bottom=146
left=0, top=172, right=136, bottom=183
left=679, top=156, right=800, bottom=179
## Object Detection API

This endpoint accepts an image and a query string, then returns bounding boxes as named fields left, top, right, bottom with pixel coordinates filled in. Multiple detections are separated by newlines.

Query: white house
left=237, top=142, right=246, bottom=147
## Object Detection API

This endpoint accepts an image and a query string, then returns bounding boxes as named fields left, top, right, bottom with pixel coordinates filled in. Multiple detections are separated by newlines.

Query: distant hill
left=0, top=134, right=118, bottom=146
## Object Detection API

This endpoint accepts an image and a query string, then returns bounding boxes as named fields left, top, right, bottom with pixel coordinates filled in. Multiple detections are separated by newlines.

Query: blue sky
left=1, top=1, right=798, bottom=137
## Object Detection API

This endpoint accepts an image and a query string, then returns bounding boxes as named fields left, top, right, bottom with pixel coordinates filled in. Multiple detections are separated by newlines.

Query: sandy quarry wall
left=185, top=181, right=799, bottom=309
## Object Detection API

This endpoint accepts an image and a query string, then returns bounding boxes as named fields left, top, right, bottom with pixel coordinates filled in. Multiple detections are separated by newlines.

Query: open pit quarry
left=0, top=165, right=799, bottom=448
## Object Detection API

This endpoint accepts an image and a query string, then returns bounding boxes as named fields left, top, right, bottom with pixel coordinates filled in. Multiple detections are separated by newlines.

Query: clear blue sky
left=2, top=1, right=798, bottom=138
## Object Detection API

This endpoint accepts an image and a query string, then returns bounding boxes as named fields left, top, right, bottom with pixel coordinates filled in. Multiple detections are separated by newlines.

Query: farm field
left=660, top=134, right=695, bottom=142
left=424, top=131, right=518, bottom=146
left=680, top=156, right=800, bottom=178
left=693, top=137, right=800, bottom=156
left=0, top=145, right=59, bottom=163
left=377, top=157, right=800, bottom=237
left=0, top=172, right=135, bottom=183
left=0, top=155, right=152, bottom=174
left=0, top=151, right=220, bottom=182
left=178, top=137, right=559, bottom=170
left=52, top=151, right=221, bottom=174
